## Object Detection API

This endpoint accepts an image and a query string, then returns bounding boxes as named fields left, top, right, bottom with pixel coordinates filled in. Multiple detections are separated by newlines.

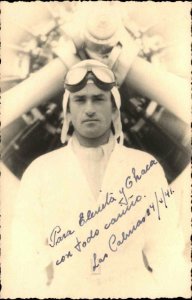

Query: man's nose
left=85, top=101, right=96, bottom=117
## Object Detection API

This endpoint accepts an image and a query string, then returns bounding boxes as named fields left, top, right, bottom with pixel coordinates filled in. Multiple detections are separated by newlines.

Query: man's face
left=69, top=83, right=116, bottom=143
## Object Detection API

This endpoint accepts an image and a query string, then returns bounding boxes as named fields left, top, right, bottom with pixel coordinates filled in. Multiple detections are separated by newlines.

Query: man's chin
left=82, top=134, right=102, bottom=140
left=74, top=129, right=111, bottom=147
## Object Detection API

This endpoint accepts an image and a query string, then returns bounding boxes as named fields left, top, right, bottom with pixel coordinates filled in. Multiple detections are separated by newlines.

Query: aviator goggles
left=64, top=66, right=116, bottom=92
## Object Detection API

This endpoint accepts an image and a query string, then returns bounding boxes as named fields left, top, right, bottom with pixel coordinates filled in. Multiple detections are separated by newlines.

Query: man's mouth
left=83, top=119, right=99, bottom=123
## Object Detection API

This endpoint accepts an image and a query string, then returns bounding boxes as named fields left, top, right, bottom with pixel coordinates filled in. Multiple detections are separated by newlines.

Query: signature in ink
left=92, top=252, right=108, bottom=272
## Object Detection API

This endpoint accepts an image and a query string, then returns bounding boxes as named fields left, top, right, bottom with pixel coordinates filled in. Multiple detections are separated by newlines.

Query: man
left=11, top=59, right=189, bottom=298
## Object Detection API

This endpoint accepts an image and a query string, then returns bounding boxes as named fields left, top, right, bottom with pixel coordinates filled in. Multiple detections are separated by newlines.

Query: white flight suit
left=10, top=135, right=190, bottom=298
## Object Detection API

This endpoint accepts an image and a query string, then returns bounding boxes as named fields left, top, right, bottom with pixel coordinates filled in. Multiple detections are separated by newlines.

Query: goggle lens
left=65, top=68, right=87, bottom=85
left=64, top=66, right=116, bottom=92
left=93, top=68, right=115, bottom=83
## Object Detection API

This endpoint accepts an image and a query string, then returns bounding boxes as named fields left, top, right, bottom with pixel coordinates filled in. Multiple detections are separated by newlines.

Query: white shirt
left=8, top=138, right=190, bottom=298
left=71, top=133, right=115, bottom=200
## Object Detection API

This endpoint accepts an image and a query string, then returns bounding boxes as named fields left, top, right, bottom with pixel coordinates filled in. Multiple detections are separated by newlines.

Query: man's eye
left=75, top=98, right=85, bottom=103
left=94, top=97, right=105, bottom=102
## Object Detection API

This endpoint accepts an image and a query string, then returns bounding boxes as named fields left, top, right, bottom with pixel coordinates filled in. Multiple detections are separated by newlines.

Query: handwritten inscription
left=92, top=252, right=108, bottom=272
left=108, top=203, right=155, bottom=252
left=49, top=226, right=75, bottom=247
left=104, top=194, right=144, bottom=230
left=154, top=186, right=174, bottom=220
left=79, top=192, right=117, bottom=227
left=56, top=250, right=73, bottom=266
left=47, top=158, right=175, bottom=273
left=52, top=186, right=174, bottom=270
left=124, top=159, right=158, bottom=190
left=74, top=229, right=99, bottom=252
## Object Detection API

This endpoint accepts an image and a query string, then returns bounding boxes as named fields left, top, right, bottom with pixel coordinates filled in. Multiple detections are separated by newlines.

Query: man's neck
left=74, top=130, right=111, bottom=148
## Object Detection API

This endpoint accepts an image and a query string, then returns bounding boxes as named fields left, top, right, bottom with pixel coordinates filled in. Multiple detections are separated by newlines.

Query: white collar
left=69, top=132, right=116, bottom=159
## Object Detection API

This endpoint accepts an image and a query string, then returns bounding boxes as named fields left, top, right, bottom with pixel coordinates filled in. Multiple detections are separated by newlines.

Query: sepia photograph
left=1, top=1, right=191, bottom=298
